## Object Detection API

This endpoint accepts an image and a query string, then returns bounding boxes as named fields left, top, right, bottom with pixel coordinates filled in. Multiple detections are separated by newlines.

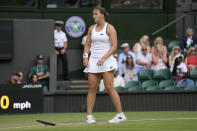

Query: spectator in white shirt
left=99, top=71, right=125, bottom=92
left=136, top=45, right=152, bottom=72
left=171, top=54, right=187, bottom=82
left=54, top=21, right=69, bottom=80
left=123, top=54, right=138, bottom=83
left=118, top=43, right=136, bottom=76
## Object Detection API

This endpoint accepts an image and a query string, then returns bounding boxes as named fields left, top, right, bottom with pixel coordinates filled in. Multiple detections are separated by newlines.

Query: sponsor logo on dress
left=65, top=16, right=86, bottom=38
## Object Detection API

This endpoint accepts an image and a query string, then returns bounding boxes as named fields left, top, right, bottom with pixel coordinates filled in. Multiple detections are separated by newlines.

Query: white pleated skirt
left=83, top=55, right=117, bottom=73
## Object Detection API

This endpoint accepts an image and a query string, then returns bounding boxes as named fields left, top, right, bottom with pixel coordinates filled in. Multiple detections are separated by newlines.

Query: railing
left=152, top=13, right=192, bottom=36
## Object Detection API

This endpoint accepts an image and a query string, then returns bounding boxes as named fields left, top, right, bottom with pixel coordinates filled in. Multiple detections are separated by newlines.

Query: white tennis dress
left=83, top=22, right=117, bottom=73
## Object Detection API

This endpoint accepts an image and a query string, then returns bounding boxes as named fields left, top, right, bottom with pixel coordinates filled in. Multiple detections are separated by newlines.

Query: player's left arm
left=102, top=24, right=117, bottom=60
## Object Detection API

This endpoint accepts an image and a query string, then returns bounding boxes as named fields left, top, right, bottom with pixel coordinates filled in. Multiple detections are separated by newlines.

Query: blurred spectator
left=169, top=46, right=181, bottom=68
left=123, top=54, right=138, bottom=83
left=31, top=74, right=39, bottom=84
left=185, top=46, right=197, bottom=71
left=29, top=55, right=50, bottom=92
left=99, top=71, right=125, bottom=92
left=133, top=35, right=150, bottom=55
left=81, top=35, right=87, bottom=47
left=136, top=45, right=152, bottom=72
left=113, top=52, right=119, bottom=62
left=182, top=28, right=197, bottom=52
left=18, top=72, right=26, bottom=84
left=54, top=21, right=69, bottom=80
left=151, top=37, right=167, bottom=71
left=171, top=54, right=187, bottom=82
left=9, top=73, right=20, bottom=84
left=118, top=43, right=136, bottom=76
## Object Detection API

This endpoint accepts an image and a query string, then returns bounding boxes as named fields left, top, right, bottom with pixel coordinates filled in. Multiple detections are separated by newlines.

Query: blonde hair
left=140, top=35, right=150, bottom=47
left=170, top=46, right=181, bottom=59
left=187, top=46, right=196, bottom=56
left=153, top=36, right=164, bottom=56
left=154, top=36, right=163, bottom=46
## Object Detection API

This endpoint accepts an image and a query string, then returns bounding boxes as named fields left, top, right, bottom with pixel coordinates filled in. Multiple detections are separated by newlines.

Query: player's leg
left=86, top=73, right=100, bottom=123
left=102, top=70, right=126, bottom=123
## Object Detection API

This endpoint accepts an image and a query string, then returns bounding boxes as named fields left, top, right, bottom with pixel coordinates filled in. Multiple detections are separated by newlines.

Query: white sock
left=117, top=112, right=124, bottom=116
left=87, top=114, right=92, bottom=118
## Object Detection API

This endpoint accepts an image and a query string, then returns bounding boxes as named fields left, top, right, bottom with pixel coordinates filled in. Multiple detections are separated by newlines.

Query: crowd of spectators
left=2, top=55, right=50, bottom=93
left=1, top=24, right=197, bottom=93
left=99, top=27, right=197, bottom=91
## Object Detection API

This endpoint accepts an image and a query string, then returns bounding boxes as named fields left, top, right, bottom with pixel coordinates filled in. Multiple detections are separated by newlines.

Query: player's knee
left=105, top=85, right=114, bottom=91
left=89, top=85, right=98, bottom=91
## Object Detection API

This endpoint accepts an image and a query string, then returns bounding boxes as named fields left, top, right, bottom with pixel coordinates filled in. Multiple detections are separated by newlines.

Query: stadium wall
left=43, top=91, right=197, bottom=113
left=0, top=19, right=54, bottom=81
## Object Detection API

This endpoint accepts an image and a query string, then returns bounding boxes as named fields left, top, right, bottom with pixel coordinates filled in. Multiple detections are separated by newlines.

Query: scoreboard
left=0, top=84, right=43, bottom=114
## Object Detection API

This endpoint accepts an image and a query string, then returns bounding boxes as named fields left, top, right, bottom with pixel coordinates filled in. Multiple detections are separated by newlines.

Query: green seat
left=115, top=86, right=126, bottom=92
left=146, top=86, right=162, bottom=91
left=139, top=69, right=154, bottom=82
left=189, top=68, right=197, bottom=82
left=128, top=86, right=143, bottom=91
left=168, top=40, right=182, bottom=51
left=164, top=86, right=179, bottom=91
left=125, top=81, right=141, bottom=88
left=184, top=86, right=197, bottom=91
left=159, top=80, right=175, bottom=89
left=154, top=69, right=171, bottom=81
left=195, top=44, right=197, bottom=50
left=141, top=80, right=158, bottom=89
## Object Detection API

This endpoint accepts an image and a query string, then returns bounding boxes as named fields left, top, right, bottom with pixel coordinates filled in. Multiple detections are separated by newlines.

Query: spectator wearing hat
left=171, top=54, right=194, bottom=86
left=54, top=21, right=69, bottom=80
left=29, top=55, right=50, bottom=92
left=136, top=45, right=152, bottom=72
left=118, top=43, right=136, bottom=76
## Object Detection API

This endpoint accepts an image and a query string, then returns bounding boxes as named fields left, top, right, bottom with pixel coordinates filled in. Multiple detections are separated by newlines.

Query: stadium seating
left=145, top=86, right=162, bottom=91
left=127, top=86, right=143, bottom=91
left=141, top=80, right=158, bottom=89
left=115, top=86, right=127, bottom=92
left=189, top=68, right=197, bottom=82
left=154, top=69, right=171, bottom=82
left=184, top=86, right=197, bottom=91
left=125, top=81, right=141, bottom=88
left=168, top=40, right=182, bottom=51
left=159, top=80, right=175, bottom=89
left=164, top=86, right=179, bottom=91
left=139, top=69, right=154, bottom=82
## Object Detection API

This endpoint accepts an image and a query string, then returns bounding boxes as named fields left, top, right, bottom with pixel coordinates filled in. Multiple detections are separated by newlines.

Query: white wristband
left=83, top=53, right=88, bottom=58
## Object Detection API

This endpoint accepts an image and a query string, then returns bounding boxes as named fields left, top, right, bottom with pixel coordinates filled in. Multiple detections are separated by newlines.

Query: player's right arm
left=83, top=25, right=94, bottom=67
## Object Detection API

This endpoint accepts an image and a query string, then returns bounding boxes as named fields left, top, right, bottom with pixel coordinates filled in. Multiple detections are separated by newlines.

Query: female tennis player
left=83, top=7, right=126, bottom=124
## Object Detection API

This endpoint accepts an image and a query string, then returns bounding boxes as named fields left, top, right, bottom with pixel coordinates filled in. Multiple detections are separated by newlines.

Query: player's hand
left=83, top=58, right=89, bottom=67
left=97, top=57, right=106, bottom=66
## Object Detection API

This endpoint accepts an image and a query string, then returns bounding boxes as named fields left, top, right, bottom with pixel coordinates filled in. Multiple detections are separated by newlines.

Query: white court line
left=1, top=117, right=197, bottom=130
